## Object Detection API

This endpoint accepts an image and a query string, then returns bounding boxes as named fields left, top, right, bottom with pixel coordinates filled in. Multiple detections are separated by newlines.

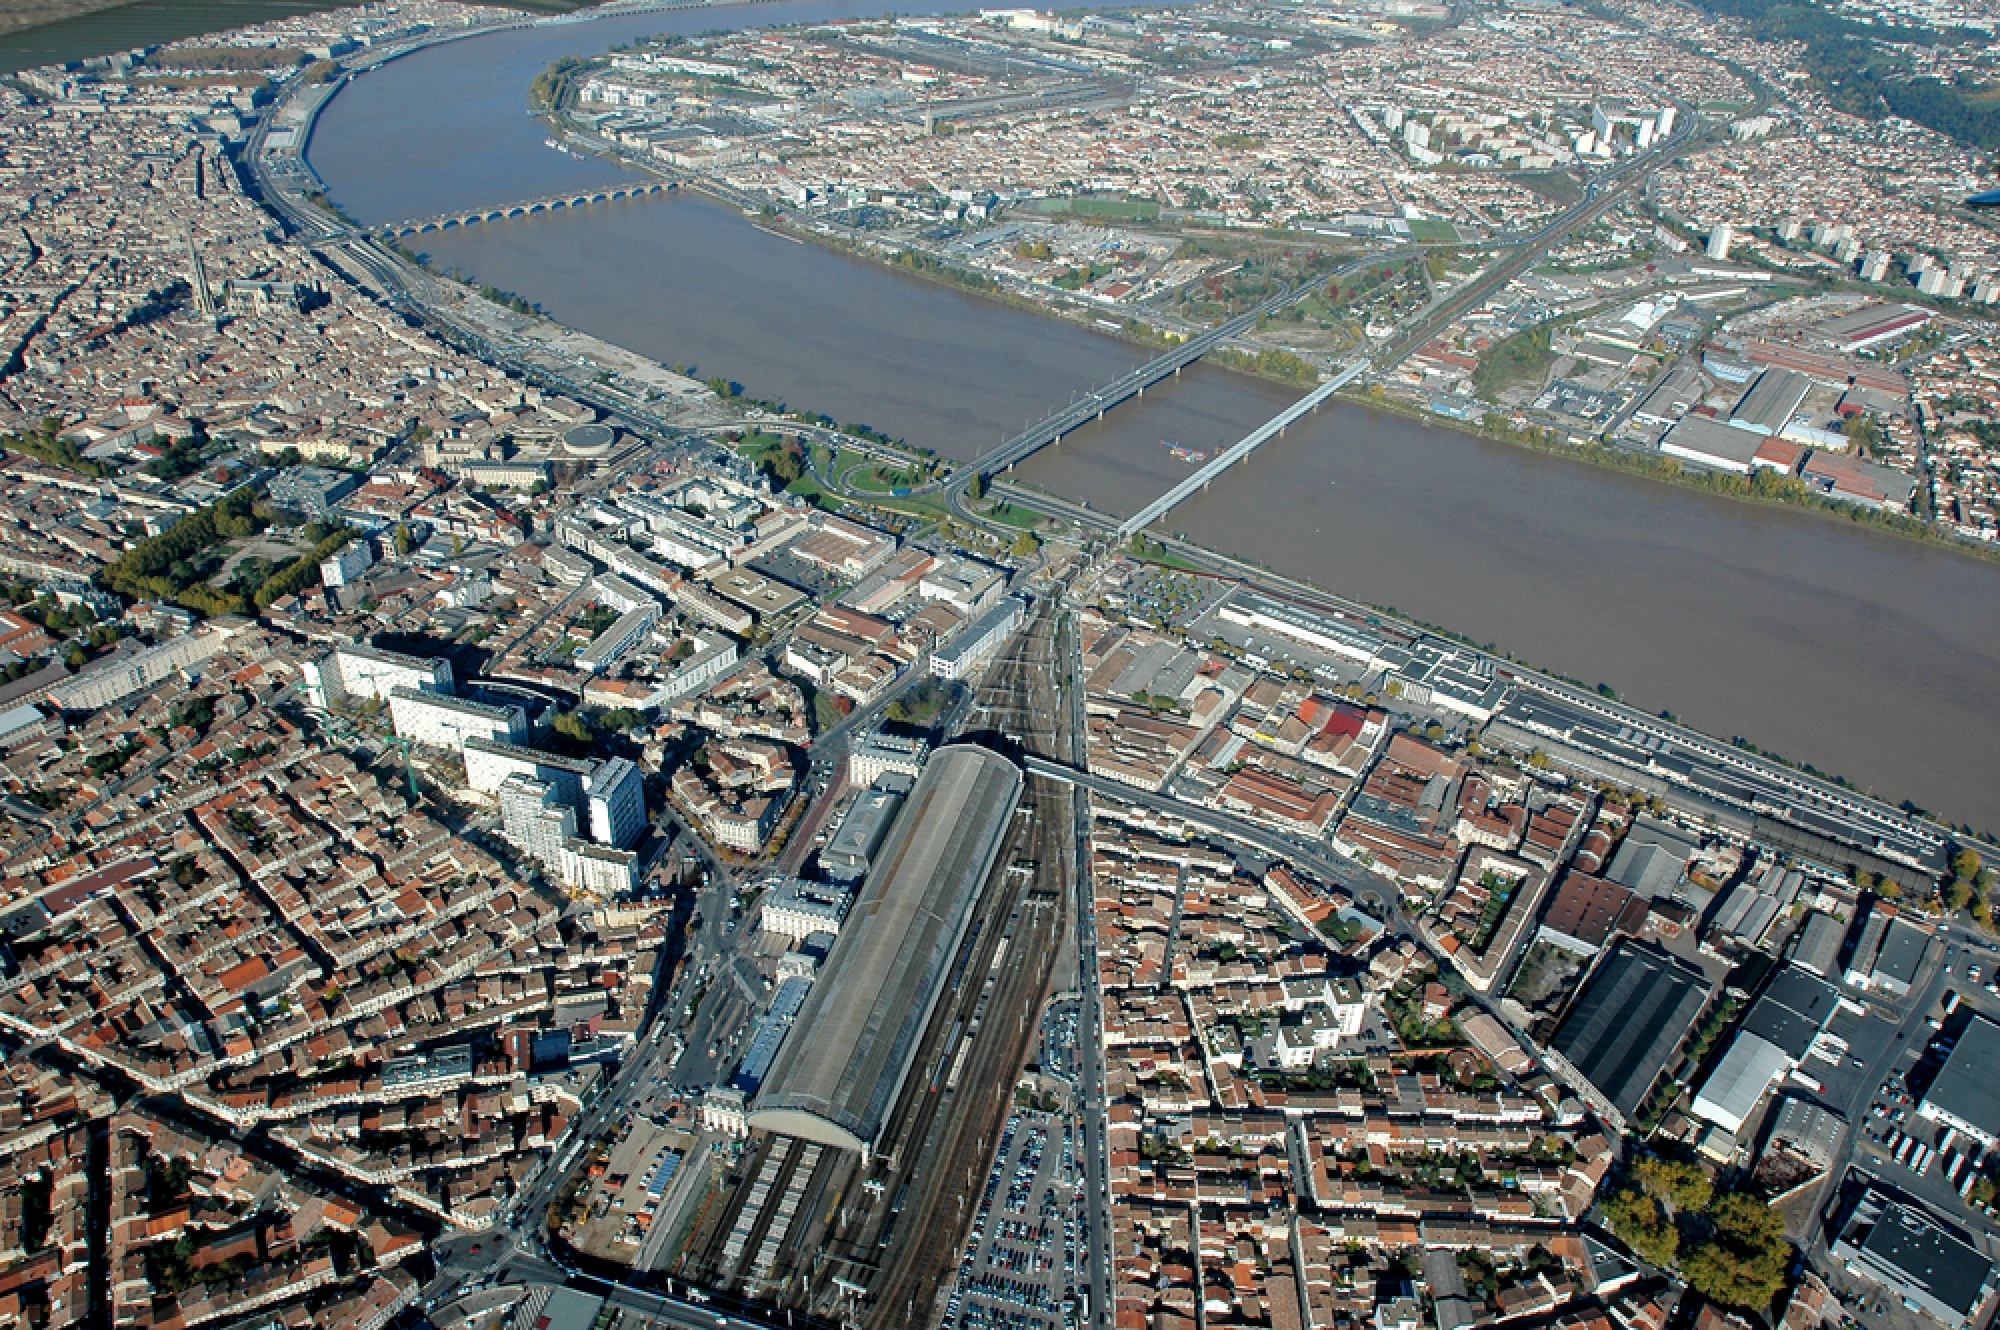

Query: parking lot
left=945, top=1108, right=1083, bottom=1330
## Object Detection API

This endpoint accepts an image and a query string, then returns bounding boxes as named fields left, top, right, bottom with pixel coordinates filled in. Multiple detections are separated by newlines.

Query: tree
left=1953, top=846, right=1984, bottom=885
left=1633, top=1156, right=1713, bottom=1214
left=553, top=711, right=594, bottom=746
left=1604, top=1189, right=1679, bottom=1267
left=967, top=471, right=986, bottom=501
left=393, top=523, right=414, bottom=557
left=1681, top=1194, right=1789, bottom=1310
left=1011, top=530, right=1040, bottom=559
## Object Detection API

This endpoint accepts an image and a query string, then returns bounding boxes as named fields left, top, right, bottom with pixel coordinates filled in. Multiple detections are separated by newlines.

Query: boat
left=1162, top=441, right=1207, bottom=464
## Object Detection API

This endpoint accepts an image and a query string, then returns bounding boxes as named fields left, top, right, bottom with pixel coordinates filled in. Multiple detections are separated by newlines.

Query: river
left=308, top=1, right=2000, bottom=831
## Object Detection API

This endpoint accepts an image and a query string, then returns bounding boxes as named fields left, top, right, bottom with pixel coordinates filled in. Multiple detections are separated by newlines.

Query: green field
left=1408, top=218, right=1460, bottom=244
left=1028, top=196, right=1162, bottom=222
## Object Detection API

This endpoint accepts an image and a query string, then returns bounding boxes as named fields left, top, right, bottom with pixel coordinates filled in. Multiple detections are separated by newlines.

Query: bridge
left=380, top=182, right=671, bottom=237
left=941, top=273, right=1369, bottom=494
left=1116, top=356, right=1372, bottom=539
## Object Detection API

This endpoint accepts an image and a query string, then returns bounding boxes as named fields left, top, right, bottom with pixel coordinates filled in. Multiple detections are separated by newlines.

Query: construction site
left=665, top=603, right=1081, bottom=1328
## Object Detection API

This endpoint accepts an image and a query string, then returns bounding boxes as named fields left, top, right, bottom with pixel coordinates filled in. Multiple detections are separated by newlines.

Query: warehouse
left=1917, top=1014, right=2000, bottom=1147
left=748, top=744, right=1022, bottom=1156
left=1549, top=939, right=1712, bottom=1125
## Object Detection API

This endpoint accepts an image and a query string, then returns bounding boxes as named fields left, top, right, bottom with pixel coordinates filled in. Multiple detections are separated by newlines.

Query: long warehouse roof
left=748, top=744, right=1023, bottom=1155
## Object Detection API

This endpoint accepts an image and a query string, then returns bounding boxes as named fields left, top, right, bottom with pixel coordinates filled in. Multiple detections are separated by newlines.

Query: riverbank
left=535, top=109, right=1973, bottom=558
left=1341, top=385, right=1996, bottom=563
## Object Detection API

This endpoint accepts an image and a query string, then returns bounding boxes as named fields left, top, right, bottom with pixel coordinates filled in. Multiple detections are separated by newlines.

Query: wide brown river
left=308, top=2, right=2000, bottom=830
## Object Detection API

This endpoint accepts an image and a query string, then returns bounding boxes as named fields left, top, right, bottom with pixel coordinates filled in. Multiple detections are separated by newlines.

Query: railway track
left=669, top=603, right=1080, bottom=1328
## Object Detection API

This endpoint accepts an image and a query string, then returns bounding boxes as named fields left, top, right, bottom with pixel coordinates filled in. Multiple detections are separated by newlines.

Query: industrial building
left=748, top=744, right=1023, bottom=1156
left=930, top=596, right=1026, bottom=681
left=1548, top=940, right=1712, bottom=1125
left=389, top=687, right=526, bottom=750
left=1917, top=1014, right=2000, bottom=1148
left=1832, top=1186, right=1996, bottom=1330
left=820, top=774, right=911, bottom=883
left=1789, top=909, right=1849, bottom=978
left=1844, top=901, right=1933, bottom=996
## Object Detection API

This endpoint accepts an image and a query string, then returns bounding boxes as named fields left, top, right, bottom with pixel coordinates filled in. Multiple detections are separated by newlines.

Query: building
left=849, top=732, right=929, bottom=787
left=389, top=687, right=527, bottom=751
left=499, top=775, right=576, bottom=871
left=820, top=775, right=910, bottom=883
left=267, top=465, right=362, bottom=516
left=1729, top=368, right=1814, bottom=436
left=46, top=620, right=243, bottom=712
left=586, top=756, right=647, bottom=850
left=591, top=573, right=658, bottom=615
left=1831, top=1187, right=1996, bottom=1330
left=759, top=875, right=853, bottom=941
left=1661, top=416, right=1768, bottom=474
left=1692, top=1033, right=1792, bottom=1135
left=1916, top=1014, right=2000, bottom=1148
left=644, top=632, right=739, bottom=708
left=543, top=546, right=594, bottom=585
left=319, top=540, right=375, bottom=588
left=303, top=642, right=454, bottom=709
left=576, top=603, right=659, bottom=674
left=460, top=459, right=549, bottom=491
left=1536, top=872, right=1649, bottom=956
left=559, top=838, right=639, bottom=896
left=1548, top=940, right=1712, bottom=1126
left=918, top=559, right=1006, bottom=614
left=732, top=976, right=814, bottom=1094
left=462, top=737, right=593, bottom=802
left=1844, top=901, right=1932, bottom=995
left=1789, top=909, right=1848, bottom=978
left=748, top=744, right=1023, bottom=1156
left=930, top=596, right=1026, bottom=681
left=1706, top=223, right=1735, bottom=261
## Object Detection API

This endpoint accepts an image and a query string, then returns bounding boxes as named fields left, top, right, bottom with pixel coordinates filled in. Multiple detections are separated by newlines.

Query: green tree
left=1953, top=846, right=1984, bottom=885
left=967, top=471, right=986, bottom=501
left=1011, top=530, right=1040, bottom=559
left=1634, top=1156, right=1713, bottom=1214
left=1682, top=1194, right=1790, bottom=1311
left=393, top=523, right=414, bottom=557
left=553, top=711, right=594, bottom=746
left=1604, top=1189, right=1679, bottom=1267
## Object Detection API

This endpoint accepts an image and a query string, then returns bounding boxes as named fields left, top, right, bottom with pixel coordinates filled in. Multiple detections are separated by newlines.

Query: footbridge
left=381, top=181, right=671, bottom=237
left=1115, top=357, right=1372, bottom=538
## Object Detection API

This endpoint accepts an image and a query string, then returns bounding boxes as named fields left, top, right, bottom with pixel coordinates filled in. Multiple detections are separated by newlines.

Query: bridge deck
left=1117, top=357, right=1371, bottom=537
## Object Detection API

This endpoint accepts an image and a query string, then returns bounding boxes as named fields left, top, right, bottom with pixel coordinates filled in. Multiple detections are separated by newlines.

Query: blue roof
left=1968, top=188, right=2000, bottom=207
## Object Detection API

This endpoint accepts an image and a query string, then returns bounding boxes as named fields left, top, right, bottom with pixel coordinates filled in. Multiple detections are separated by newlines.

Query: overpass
left=380, top=181, right=671, bottom=237
left=1117, top=356, right=1372, bottom=539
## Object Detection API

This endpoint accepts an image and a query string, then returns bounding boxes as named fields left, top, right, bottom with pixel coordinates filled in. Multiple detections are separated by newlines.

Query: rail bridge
left=946, top=281, right=1325, bottom=494
left=381, top=181, right=671, bottom=237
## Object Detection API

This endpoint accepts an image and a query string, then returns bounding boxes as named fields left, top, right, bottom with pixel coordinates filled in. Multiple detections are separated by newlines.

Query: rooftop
left=749, top=744, right=1022, bottom=1154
